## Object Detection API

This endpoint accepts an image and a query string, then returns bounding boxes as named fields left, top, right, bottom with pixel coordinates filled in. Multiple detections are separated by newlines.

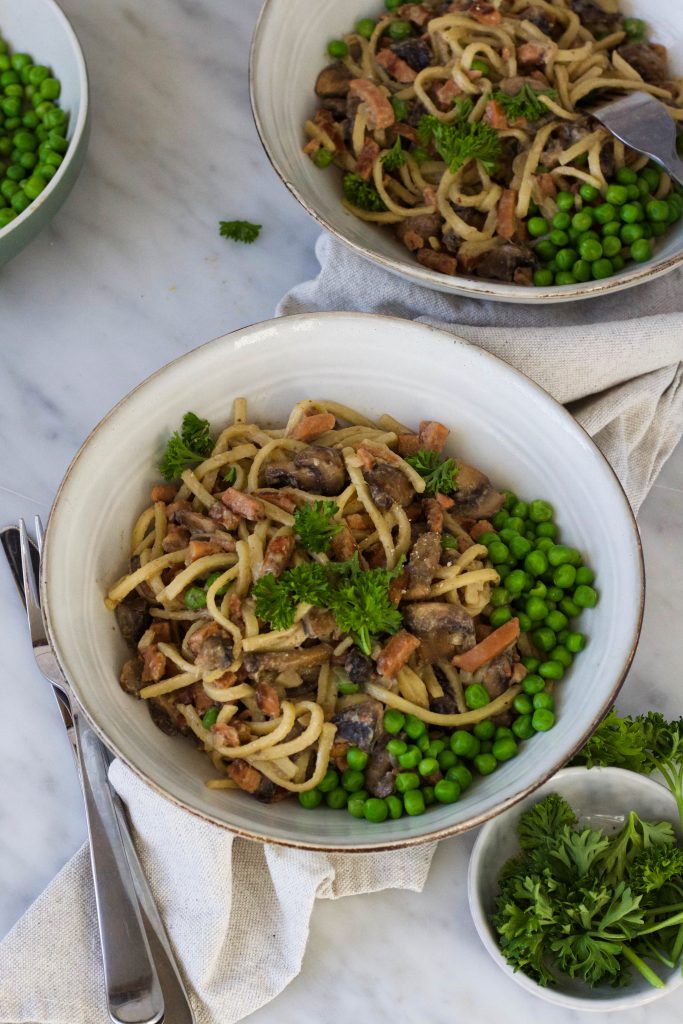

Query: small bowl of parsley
left=468, top=760, right=683, bottom=1010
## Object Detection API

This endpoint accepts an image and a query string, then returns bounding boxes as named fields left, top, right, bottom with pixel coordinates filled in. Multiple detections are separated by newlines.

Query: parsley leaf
left=286, top=562, right=333, bottom=608
left=417, top=114, right=501, bottom=174
left=294, top=501, right=343, bottom=553
left=381, top=136, right=406, bottom=171
left=491, top=84, right=558, bottom=123
left=342, top=172, right=386, bottom=211
left=629, top=845, right=683, bottom=895
left=222, top=466, right=237, bottom=486
left=405, top=447, right=459, bottom=497
left=219, top=220, right=261, bottom=244
left=159, top=412, right=214, bottom=481
left=252, top=573, right=296, bottom=631
left=441, top=534, right=459, bottom=550
left=518, top=793, right=577, bottom=850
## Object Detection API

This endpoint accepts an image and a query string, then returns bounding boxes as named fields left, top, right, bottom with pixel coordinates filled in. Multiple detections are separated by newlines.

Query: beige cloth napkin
left=1, top=233, right=682, bottom=1024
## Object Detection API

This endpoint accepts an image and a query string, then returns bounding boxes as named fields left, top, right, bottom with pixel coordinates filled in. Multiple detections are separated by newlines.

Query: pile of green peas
left=297, top=493, right=597, bottom=822
left=0, top=34, right=68, bottom=229
left=326, top=0, right=416, bottom=59
left=526, top=165, right=683, bottom=287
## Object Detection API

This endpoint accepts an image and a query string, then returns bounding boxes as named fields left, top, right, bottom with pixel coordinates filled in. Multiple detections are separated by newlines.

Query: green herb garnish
left=417, top=114, right=501, bottom=174
left=342, top=172, right=386, bottom=211
left=219, top=220, right=262, bottom=243
left=441, top=534, right=459, bottom=550
left=159, top=412, right=214, bottom=481
left=491, top=84, right=558, bottom=123
left=381, top=136, right=406, bottom=171
left=406, top=447, right=459, bottom=497
left=222, top=466, right=237, bottom=486
left=453, top=96, right=474, bottom=120
left=252, top=553, right=405, bottom=654
left=293, top=500, right=343, bottom=553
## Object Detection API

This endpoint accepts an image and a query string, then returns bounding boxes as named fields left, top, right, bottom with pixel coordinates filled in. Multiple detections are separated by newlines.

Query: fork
left=591, top=92, right=683, bottom=186
left=7, top=520, right=166, bottom=1024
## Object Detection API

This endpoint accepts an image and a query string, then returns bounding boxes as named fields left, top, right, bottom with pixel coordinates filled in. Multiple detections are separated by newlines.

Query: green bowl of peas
left=0, top=0, right=89, bottom=265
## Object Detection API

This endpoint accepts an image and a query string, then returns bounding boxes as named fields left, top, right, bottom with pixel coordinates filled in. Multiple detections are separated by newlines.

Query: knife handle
left=75, top=711, right=164, bottom=1024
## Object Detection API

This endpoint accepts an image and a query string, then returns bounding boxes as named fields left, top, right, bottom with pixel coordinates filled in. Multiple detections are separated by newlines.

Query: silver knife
left=2, top=522, right=193, bottom=1024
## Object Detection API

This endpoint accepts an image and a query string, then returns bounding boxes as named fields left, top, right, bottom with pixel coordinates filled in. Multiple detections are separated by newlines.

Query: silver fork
left=591, top=92, right=683, bottom=186
left=6, top=520, right=166, bottom=1024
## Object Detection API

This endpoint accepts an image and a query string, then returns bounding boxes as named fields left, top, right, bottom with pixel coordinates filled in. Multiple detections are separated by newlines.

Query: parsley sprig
left=253, top=553, right=404, bottom=655
left=490, top=84, right=558, bottom=123
left=406, top=447, right=459, bottom=497
left=381, top=136, right=406, bottom=172
left=293, top=501, right=343, bottom=553
left=417, top=114, right=501, bottom=174
left=219, top=220, right=262, bottom=244
left=342, top=173, right=386, bottom=212
left=159, top=412, right=214, bottom=481
left=493, top=793, right=683, bottom=989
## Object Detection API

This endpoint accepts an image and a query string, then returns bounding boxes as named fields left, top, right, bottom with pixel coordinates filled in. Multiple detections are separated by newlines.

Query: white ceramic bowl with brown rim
left=42, top=313, right=643, bottom=850
left=250, top=0, right=683, bottom=303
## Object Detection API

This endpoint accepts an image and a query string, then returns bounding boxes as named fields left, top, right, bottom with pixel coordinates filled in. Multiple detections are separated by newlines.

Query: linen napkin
left=2, top=233, right=682, bottom=1024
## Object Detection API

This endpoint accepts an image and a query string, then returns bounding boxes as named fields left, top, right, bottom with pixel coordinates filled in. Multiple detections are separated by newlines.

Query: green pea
left=434, top=778, right=461, bottom=804
left=438, top=749, right=457, bottom=771
left=395, top=771, right=420, bottom=793
left=533, top=692, right=555, bottom=712
left=490, top=586, right=510, bottom=608
left=450, top=730, right=480, bottom=759
left=552, top=563, right=576, bottom=590
left=522, top=656, right=539, bottom=671
left=426, top=740, right=445, bottom=759
left=418, top=757, right=439, bottom=778
left=416, top=733, right=430, bottom=753
left=565, top=631, right=586, bottom=653
left=385, top=0, right=403, bottom=8
left=578, top=237, right=602, bottom=262
left=472, top=720, right=494, bottom=742
left=363, top=797, right=388, bottom=822
left=592, top=258, right=613, bottom=280
left=626, top=185, right=641, bottom=202
left=447, top=764, right=473, bottom=789
left=556, top=191, right=574, bottom=212
left=524, top=550, right=548, bottom=577
left=616, top=166, right=638, bottom=186
left=546, top=586, right=563, bottom=602
left=470, top=58, right=490, bottom=74
left=535, top=239, right=558, bottom=262
left=404, top=713, right=426, bottom=739
left=560, top=596, right=580, bottom=618
left=204, top=571, right=229, bottom=596
left=606, top=184, right=628, bottom=207
left=346, top=746, right=369, bottom=771
left=512, top=714, right=534, bottom=740
left=550, top=645, right=573, bottom=668
left=489, top=607, right=512, bottom=629
left=528, top=216, right=549, bottom=237
left=575, top=566, right=594, bottom=586
left=0, top=207, right=16, bottom=228
left=18, top=151, right=36, bottom=171
left=535, top=521, right=557, bottom=539
left=646, top=198, right=668, bottom=223
left=532, top=627, right=556, bottom=653
left=631, top=238, right=652, bottom=263
left=557, top=629, right=569, bottom=644
left=341, top=768, right=365, bottom=793
left=506, top=516, right=525, bottom=533
left=465, top=683, right=490, bottom=710
left=39, top=77, right=61, bottom=99
left=318, top=768, right=339, bottom=793
left=526, top=596, right=549, bottom=622
left=546, top=544, right=574, bottom=567
left=327, top=39, right=349, bottom=58
left=337, top=680, right=360, bottom=696
left=505, top=569, right=528, bottom=596
left=651, top=222, right=667, bottom=237
left=517, top=611, right=532, bottom=632
left=488, top=540, right=510, bottom=565
left=532, top=708, right=556, bottom=732
left=386, top=794, right=403, bottom=819
left=509, top=535, right=532, bottom=561
left=492, top=737, right=518, bottom=762
left=312, top=147, right=333, bottom=168
left=388, top=19, right=412, bottom=40
left=326, top=786, right=349, bottom=809
left=574, top=584, right=598, bottom=608
left=513, top=693, right=533, bottom=716
left=545, top=609, right=568, bottom=632
left=398, top=746, right=422, bottom=770
left=549, top=229, right=569, bottom=247
left=299, top=789, right=323, bottom=809
left=403, top=789, right=426, bottom=816
left=184, top=585, right=207, bottom=609
left=579, top=183, right=599, bottom=203
left=641, top=166, right=662, bottom=191
left=602, top=235, right=622, bottom=258
left=383, top=709, right=405, bottom=734
left=522, top=673, right=545, bottom=695
left=593, top=202, right=615, bottom=225
left=347, top=791, right=370, bottom=817
left=539, top=660, right=564, bottom=681
left=571, top=210, right=593, bottom=233
left=497, top=564, right=511, bottom=582
left=202, top=706, right=219, bottom=728
left=355, top=17, right=376, bottom=38
left=474, top=753, right=498, bottom=776
left=387, top=739, right=408, bottom=758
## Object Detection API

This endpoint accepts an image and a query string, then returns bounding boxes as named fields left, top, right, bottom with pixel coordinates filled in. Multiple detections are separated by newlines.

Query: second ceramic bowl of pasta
left=41, top=312, right=643, bottom=850
left=250, top=0, right=683, bottom=303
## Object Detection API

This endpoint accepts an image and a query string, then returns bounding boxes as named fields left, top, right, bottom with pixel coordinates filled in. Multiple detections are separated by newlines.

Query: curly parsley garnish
left=491, top=84, right=557, bottom=123
left=253, top=553, right=405, bottom=655
left=441, top=534, right=459, bottom=550
left=417, top=114, right=501, bottom=174
left=294, top=501, right=343, bottom=553
left=406, top=448, right=459, bottom=497
left=219, top=220, right=262, bottom=244
left=222, top=466, right=237, bottom=486
left=159, top=412, right=214, bottom=481
left=342, top=173, right=386, bottom=212
left=381, top=136, right=406, bottom=172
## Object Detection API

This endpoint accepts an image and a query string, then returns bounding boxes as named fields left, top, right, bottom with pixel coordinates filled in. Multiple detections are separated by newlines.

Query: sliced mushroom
left=302, top=607, right=341, bottom=642
left=315, top=61, right=353, bottom=98
left=115, top=593, right=150, bottom=649
left=331, top=698, right=383, bottom=751
left=244, top=644, right=332, bottom=677
left=365, top=464, right=414, bottom=510
left=262, top=445, right=346, bottom=496
left=364, top=745, right=397, bottom=798
left=450, top=461, right=505, bottom=520
left=195, top=635, right=233, bottom=673
left=473, top=651, right=514, bottom=699
left=344, top=646, right=374, bottom=684
left=403, top=602, right=476, bottom=661
left=119, top=657, right=144, bottom=695
left=406, top=531, right=442, bottom=598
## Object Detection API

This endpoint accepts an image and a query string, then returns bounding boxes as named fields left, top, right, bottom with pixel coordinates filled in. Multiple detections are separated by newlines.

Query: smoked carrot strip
left=452, top=618, right=520, bottom=673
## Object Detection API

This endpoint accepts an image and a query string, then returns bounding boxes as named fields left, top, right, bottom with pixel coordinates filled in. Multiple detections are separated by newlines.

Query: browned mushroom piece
left=195, top=634, right=233, bottom=673
left=517, top=5, right=563, bottom=39
left=119, top=657, right=144, bottom=695
left=344, top=646, right=374, bottom=684
left=403, top=602, right=476, bottom=662
left=473, top=651, right=515, bottom=699
left=331, top=698, right=384, bottom=751
left=262, top=445, right=346, bottom=496
left=406, top=531, right=442, bottom=598
left=315, top=61, right=353, bottom=98
left=450, top=461, right=505, bottom=520
left=364, top=744, right=397, bottom=798
left=115, top=593, right=150, bottom=649
left=244, top=644, right=332, bottom=678
left=302, top=607, right=341, bottom=642
left=617, top=43, right=668, bottom=85
left=365, top=463, right=415, bottom=510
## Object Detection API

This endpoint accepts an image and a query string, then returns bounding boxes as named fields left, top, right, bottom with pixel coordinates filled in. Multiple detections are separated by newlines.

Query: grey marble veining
left=0, top=1, right=682, bottom=1022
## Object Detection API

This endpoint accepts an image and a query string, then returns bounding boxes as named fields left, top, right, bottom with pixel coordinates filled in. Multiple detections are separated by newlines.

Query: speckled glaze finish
left=42, top=312, right=643, bottom=852
left=0, top=0, right=89, bottom=266
left=250, top=0, right=683, bottom=303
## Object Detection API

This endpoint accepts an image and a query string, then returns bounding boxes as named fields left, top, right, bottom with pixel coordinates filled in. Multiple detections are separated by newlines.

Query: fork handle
left=75, top=710, right=164, bottom=1024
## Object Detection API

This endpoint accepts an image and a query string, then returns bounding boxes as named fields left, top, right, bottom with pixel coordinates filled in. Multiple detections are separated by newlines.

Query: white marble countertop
left=0, top=0, right=682, bottom=1021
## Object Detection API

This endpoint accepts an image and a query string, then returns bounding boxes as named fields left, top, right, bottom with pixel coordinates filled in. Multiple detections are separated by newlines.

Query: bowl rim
left=467, top=766, right=683, bottom=1010
left=42, top=311, right=645, bottom=851
left=249, top=0, right=683, bottom=304
left=0, top=0, right=90, bottom=243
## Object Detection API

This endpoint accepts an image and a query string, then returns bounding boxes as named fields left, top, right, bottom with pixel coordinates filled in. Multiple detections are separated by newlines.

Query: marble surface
left=0, top=0, right=681, bottom=1021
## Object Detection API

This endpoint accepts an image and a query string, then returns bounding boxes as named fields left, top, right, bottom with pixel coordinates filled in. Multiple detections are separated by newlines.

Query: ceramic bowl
left=250, top=0, right=683, bottom=303
left=42, top=313, right=643, bottom=850
left=468, top=766, right=683, bottom=1010
left=0, top=0, right=89, bottom=265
